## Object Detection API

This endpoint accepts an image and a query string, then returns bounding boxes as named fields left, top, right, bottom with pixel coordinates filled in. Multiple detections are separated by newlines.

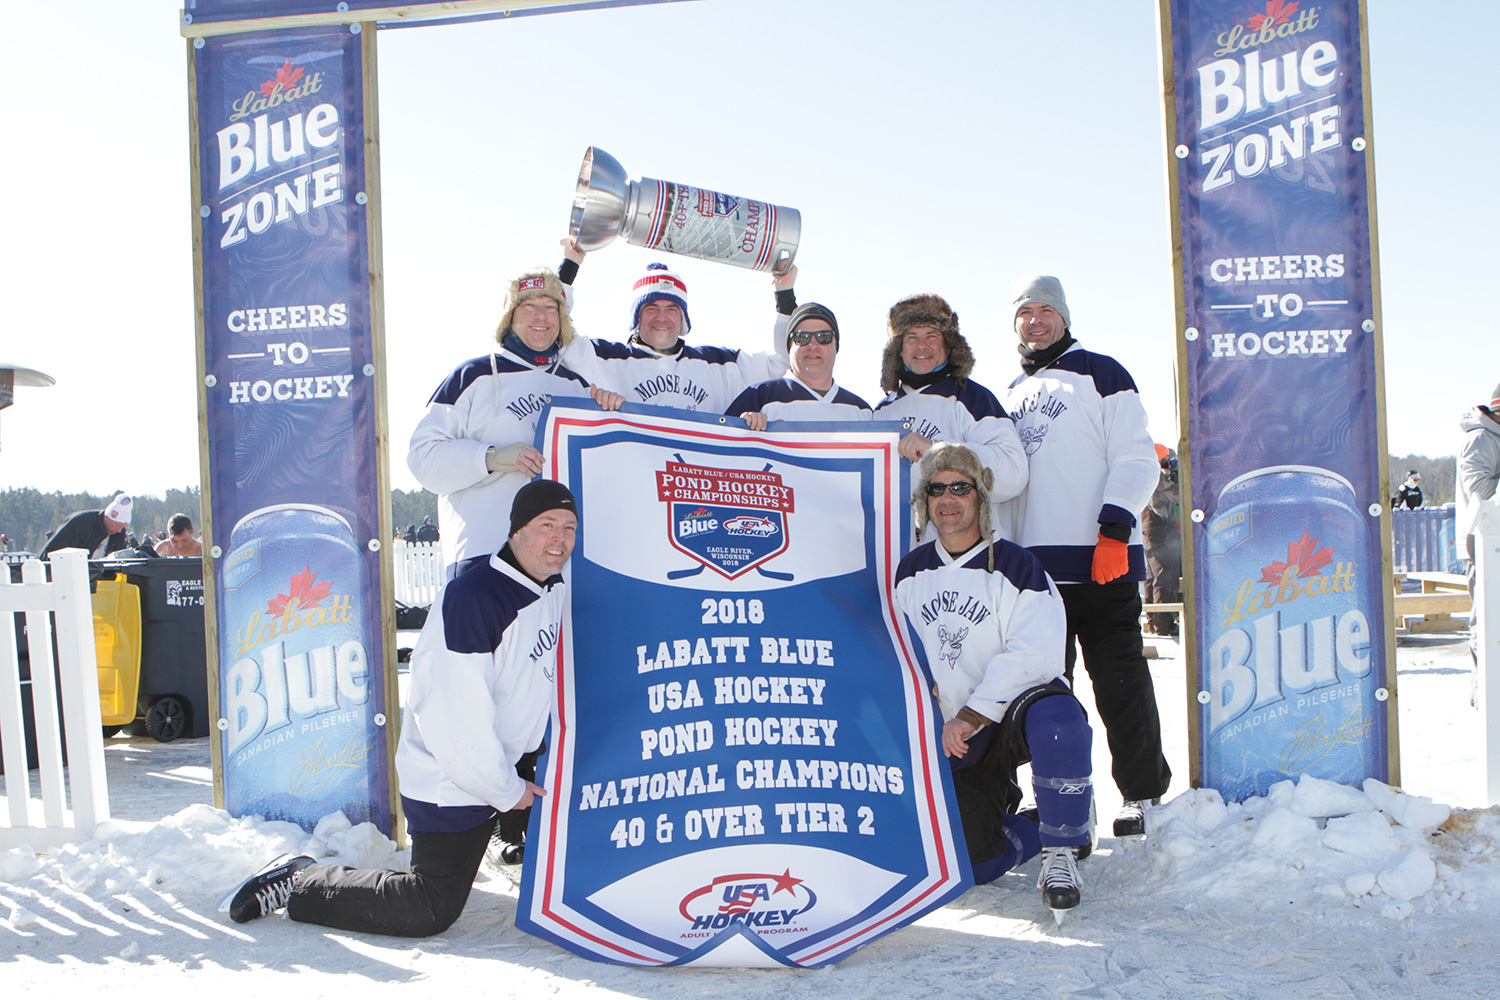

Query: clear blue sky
left=0, top=0, right=1492, bottom=498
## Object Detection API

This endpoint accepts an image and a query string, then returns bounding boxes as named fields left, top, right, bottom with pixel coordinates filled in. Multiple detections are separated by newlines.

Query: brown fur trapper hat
left=911, top=444, right=995, bottom=561
left=495, top=268, right=575, bottom=348
left=882, top=293, right=975, bottom=393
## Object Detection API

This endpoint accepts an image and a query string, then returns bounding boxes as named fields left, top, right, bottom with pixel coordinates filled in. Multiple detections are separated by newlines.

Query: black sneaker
left=228, top=854, right=314, bottom=923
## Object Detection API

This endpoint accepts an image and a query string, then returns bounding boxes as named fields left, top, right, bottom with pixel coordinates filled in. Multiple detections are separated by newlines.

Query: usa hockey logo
left=657, top=461, right=794, bottom=579
left=677, top=870, right=817, bottom=933
left=698, top=190, right=741, bottom=218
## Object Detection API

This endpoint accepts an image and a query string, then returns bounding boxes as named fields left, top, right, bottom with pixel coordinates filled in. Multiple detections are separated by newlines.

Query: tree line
left=0, top=486, right=439, bottom=554
left=2, top=460, right=1453, bottom=555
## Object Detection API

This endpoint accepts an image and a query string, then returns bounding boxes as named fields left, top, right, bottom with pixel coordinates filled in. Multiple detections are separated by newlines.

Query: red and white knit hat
left=631, top=262, right=691, bottom=334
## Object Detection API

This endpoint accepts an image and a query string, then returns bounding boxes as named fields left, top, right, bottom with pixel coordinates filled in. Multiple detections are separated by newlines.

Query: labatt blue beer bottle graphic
left=1202, top=467, right=1386, bottom=801
left=219, top=504, right=387, bottom=829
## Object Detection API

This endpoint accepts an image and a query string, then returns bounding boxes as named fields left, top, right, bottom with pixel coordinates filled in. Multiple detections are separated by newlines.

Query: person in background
left=41, top=493, right=133, bottom=561
left=1458, top=383, right=1500, bottom=668
left=1142, top=446, right=1181, bottom=638
left=155, top=514, right=203, bottom=558
left=1393, top=470, right=1423, bottom=509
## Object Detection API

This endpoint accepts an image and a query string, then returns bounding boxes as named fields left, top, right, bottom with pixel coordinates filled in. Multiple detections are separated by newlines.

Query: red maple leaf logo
left=266, top=565, right=333, bottom=615
left=1247, top=0, right=1299, bottom=31
left=1259, top=531, right=1335, bottom=585
left=260, top=59, right=305, bottom=96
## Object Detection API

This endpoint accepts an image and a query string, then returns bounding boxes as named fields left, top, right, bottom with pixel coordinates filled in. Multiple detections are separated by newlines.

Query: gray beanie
left=1010, top=273, right=1071, bottom=329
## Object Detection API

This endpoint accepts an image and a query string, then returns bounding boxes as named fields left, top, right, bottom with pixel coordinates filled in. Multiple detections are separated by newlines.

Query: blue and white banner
left=194, top=25, right=393, bottom=834
left=517, top=403, right=969, bottom=968
left=1163, top=0, right=1394, bottom=800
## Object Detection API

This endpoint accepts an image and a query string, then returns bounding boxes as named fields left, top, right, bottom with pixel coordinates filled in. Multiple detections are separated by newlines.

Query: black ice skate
left=226, top=853, right=314, bottom=923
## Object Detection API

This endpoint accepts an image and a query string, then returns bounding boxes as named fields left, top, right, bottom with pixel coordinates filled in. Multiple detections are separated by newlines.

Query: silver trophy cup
left=569, top=146, right=800, bottom=274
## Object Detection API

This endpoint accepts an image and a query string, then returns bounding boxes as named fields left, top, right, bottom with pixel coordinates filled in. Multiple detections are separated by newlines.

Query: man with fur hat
left=42, top=492, right=134, bottom=560
left=1001, top=273, right=1170, bottom=838
left=225, top=480, right=579, bottom=936
left=875, top=293, right=1028, bottom=541
left=408, top=268, right=620, bottom=573
left=556, top=239, right=793, bottom=413
left=894, top=444, right=1093, bottom=919
left=726, top=302, right=872, bottom=428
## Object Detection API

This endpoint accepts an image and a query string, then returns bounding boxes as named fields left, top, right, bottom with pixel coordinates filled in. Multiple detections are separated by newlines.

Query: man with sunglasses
left=1002, top=273, right=1169, bottom=839
left=726, top=302, right=871, bottom=429
left=894, top=444, right=1093, bottom=920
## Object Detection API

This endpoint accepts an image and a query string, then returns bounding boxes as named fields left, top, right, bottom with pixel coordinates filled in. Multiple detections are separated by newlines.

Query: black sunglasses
left=925, top=481, right=976, bottom=497
left=790, top=329, right=836, bottom=346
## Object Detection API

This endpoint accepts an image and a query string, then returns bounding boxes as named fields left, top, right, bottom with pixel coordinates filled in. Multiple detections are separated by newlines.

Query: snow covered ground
left=5, top=629, right=1498, bottom=997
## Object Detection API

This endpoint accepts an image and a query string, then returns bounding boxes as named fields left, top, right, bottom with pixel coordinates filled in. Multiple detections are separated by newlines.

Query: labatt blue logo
left=657, top=461, right=793, bottom=579
left=678, top=870, right=817, bottom=931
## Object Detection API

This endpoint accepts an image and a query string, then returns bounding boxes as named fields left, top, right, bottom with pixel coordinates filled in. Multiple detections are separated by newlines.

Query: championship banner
left=191, top=25, right=395, bottom=834
left=1161, top=0, right=1396, bottom=800
left=517, top=403, right=969, bottom=968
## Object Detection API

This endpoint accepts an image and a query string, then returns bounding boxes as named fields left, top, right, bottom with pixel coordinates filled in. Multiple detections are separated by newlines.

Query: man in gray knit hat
left=1001, top=273, right=1170, bottom=839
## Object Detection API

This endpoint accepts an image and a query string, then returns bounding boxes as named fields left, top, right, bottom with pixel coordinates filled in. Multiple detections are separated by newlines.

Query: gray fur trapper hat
left=912, top=443, right=995, bottom=563
left=881, top=293, right=975, bottom=393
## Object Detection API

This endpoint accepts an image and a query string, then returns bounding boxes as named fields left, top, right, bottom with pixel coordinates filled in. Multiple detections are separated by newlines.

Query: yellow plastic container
left=93, top=575, right=142, bottom=728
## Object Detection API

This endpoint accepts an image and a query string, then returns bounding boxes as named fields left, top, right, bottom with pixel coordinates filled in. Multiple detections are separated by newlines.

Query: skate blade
left=1050, top=906, right=1069, bottom=927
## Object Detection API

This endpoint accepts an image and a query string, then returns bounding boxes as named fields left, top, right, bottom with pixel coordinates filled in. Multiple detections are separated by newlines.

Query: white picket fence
left=392, top=539, right=442, bottom=609
left=0, top=549, right=110, bottom=850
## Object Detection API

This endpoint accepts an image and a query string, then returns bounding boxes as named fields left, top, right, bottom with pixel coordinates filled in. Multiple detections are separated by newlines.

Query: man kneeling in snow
left=226, top=480, right=577, bottom=936
left=893, top=445, right=1094, bottom=917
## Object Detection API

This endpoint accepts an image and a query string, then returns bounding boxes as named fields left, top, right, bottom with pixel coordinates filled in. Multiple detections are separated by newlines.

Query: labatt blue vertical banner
left=192, top=25, right=394, bottom=834
left=518, top=403, right=969, bottom=968
left=1161, top=0, right=1396, bottom=801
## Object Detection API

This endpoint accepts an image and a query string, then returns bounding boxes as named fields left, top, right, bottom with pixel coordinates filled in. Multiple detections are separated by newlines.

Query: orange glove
left=1091, top=534, right=1129, bottom=584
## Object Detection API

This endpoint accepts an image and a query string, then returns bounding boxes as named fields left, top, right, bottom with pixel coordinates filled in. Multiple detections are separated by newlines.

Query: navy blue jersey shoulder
left=975, top=539, right=1053, bottom=594
left=897, top=539, right=1051, bottom=594
left=428, top=354, right=588, bottom=405
left=831, top=386, right=873, bottom=411
left=895, top=541, right=947, bottom=584
left=953, top=378, right=1008, bottom=419
left=680, top=343, right=741, bottom=365
left=429, top=355, right=503, bottom=405
left=1050, top=348, right=1138, bottom=397
left=587, top=338, right=651, bottom=361
left=440, top=562, right=543, bottom=654
left=727, top=378, right=801, bottom=414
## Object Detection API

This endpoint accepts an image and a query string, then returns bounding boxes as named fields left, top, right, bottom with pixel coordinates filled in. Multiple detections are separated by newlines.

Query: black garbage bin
left=101, top=558, right=210, bottom=741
